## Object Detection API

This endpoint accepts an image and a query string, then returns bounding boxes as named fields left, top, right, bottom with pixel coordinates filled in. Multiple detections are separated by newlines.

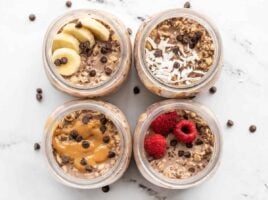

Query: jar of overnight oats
left=43, top=10, right=131, bottom=98
left=134, top=9, right=223, bottom=98
left=134, top=99, right=222, bottom=189
left=43, top=100, right=132, bottom=189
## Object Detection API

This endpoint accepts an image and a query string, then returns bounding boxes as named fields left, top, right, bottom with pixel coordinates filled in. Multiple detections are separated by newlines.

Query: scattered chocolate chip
left=170, top=139, right=178, bottom=146
left=154, top=49, right=162, bottom=57
left=62, top=155, right=70, bottom=164
left=103, top=136, right=110, bottom=143
left=176, top=35, right=183, bottom=42
left=209, top=86, right=217, bottom=94
left=188, top=167, right=195, bottom=173
left=60, top=57, right=68, bottom=64
left=195, top=138, right=203, bottom=145
left=75, top=21, right=82, bottom=28
left=182, top=35, right=189, bottom=45
left=34, top=142, right=40, bottom=150
left=178, top=150, right=184, bottom=157
left=108, top=151, right=116, bottom=158
left=36, top=88, right=42, bottom=94
left=137, top=16, right=145, bottom=21
left=102, top=185, right=110, bottom=193
left=75, top=135, right=83, bottom=142
left=66, top=1, right=72, bottom=8
left=127, top=27, right=132, bottom=35
left=100, top=56, right=107, bottom=63
left=80, top=158, right=87, bottom=166
left=104, top=67, right=112, bottom=75
left=100, top=115, right=108, bottom=124
left=85, top=165, right=93, bottom=172
left=184, top=151, right=191, bottom=158
left=173, top=62, right=180, bottom=69
left=133, top=86, right=140, bottom=94
left=184, top=1, right=191, bottom=8
left=227, top=120, right=234, bottom=127
left=29, top=14, right=36, bottom=21
left=36, top=93, right=42, bottom=102
left=186, top=143, right=193, bottom=148
left=81, top=141, right=90, bottom=148
left=100, top=125, right=107, bottom=133
left=82, top=114, right=91, bottom=124
left=54, top=59, right=62, bottom=66
left=249, top=125, right=257, bottom=133
left=69, top=130, right=78, bottom=140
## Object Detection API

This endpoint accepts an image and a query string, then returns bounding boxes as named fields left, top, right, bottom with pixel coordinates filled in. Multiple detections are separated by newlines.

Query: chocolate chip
left=82, top=114, right=91, bottom=124
left=54, top=59, right=62, bottom=66
left=209, top=86, right=217, bottom=94
left=176, top=35, right=183, bottom=42
left=36, top=88, right=42, bottom=94
left=87, top=48, right=93, bottom=57
left=60, top=136, right=67, bottom=141
left=100, top=115, right=107, bottom=124
left=195, top=138, right=203, bottom=145
left=60, top=57, right=68, bottom=64
left=227, top=120, right=234, bottom=127
left=195, top=31, right=203, bottom=40
left=75, top=135, right=83, bottom=142
left=102, top=185, right=110, bottom=193
left=65, top=1, right=72, bottom=7
left=104, top=67, right=112, bottom=75
left=178, top=150, right=184, bottom=157
left=189, top=40, right=196, bottom=49
left=103, top=136, right=110, bottom=143
left=184, top=1, right=191, bottom=8
left=184, top=151, right=191, bottom=158
left=62, top=156, right=70, bottom=164
left=249, top=125, right=257, bottom=133
left=127, top=27, right=132, bottom=35
left=188, top=167, right=195, bottom=173
left=170, top=139, right=178, bottom=146
left=34, top=142, right=40, bottom=150
left=100, top=56, right=107, bottom=63
left=172, top=47, right=180, bottom=55
left=100, top=125, right=107, bottom=133
left=80, top=158, right=87, bottom=166
left=108, top=151, right=115, bottom=158
left=101, top=47, right=109, bottom=54
left=133, top=86, right=140, bottom=94
left=69, top=130, right=78, bottom=140
left=29, top=14, right=36, bottom=21
left=81, top=141, right=90, bottom=148
left=182, top=35, right=190, bottom=45
left=186, top=143, right=193, bottom=148
left=137, top=16, right=145, bottom=21
left=173, top=62, right=180, bottom=69
left=75, top=21, right=82, bottom=28
left=154, top=49, right=162, bottom=57
left=85, top=165, right=93, bottom=172
left=36, top=93, right=42, bottom=102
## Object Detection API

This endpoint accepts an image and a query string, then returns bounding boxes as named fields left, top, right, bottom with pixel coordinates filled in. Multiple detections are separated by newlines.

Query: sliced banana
left=62, top=23, right=95, bottom=47
left=52, top=33, right=80, bottom=53
left=52, top=48, right=81, bottom=76
left=80, top=17, right=110, bottom=41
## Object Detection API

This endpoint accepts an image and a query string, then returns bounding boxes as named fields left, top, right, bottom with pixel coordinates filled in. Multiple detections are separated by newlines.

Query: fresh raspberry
left=150, top=111, right=177, bottom=135
left=144, top=134, right=167, bottom=159
left=173, top=120, right=197, bottom=143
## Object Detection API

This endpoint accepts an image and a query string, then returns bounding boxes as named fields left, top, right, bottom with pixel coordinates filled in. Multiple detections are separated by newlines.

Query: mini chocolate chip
left=101, top=47, right=109, bottom=54
left=127, top=27, right=132, bottom=35
left=75, top=135, right=83, bottom=142
left=154, top=49, right=162, bottom=57
left=87, top=48, right=93, bottom=57
left=54, top=59, right=62, bottom=66
left=186, top=143, right=193, bottom=148
left=170, top=139, right=178, bottom=146
left=195, top=31, right=203, bottom=39
left=189, top=41, right=196, bottom=49
left=34, top=143, right=40, bottom=150
left=82, top=115, right=91, bottom=124
left=36, top=88, right=42, bottom=94
left=137, top=16, right=145, bottom=21
left=81, top=141, right=90, bottom=148
left=182, top=35, right=189, bottom=45
left=108, top=151, right=116, bottom=158
left=173, top=62, right=180, bottom=69
left=133, top=86, right=140, bottom=94
left=80, top=158, right=87, bottom=166
left=100, top=56, right=107, bottom=63
left=65, top=1, right=72, bottom=7
left=195, top=138, right=203, bottom=145
left=178, top=150, right=184, bottom=157
left=29, top=14, right=36, bottom=21
left=104, top=67, right=112, bottom=75
left=188, top=167, right=195, bottom=173
left=36, top=93, right=42, bottom=101
left=103, top=136, right=110, bottom=143
left=62, top=156, right=70, bottom=164
left=75, top=21, right=82, bottom=28
left=105, top=42, right=112, bottom=50
left=209, top=86, right=217, bottom=94
left=69, top=130, right=78, bottom=140
left=176, top=35, right=183, bottom=42
left=184, top=151, right=191, bottom=158
left=184, top=1, right=191, bottom=8
left=85, top=165, right=93, bottom=172
left=227, top=120, right=234, bottom=127
left=102, top=185, right=110, bottom=193
left=249, top=125, right=257, bottom=133
left=100, top=116, right=108, bottom=124
left=172, top=47, right=180, bottom=55
left=100, top=125, right=107, bottom=133
left=60, top=57, right=68, bottom=64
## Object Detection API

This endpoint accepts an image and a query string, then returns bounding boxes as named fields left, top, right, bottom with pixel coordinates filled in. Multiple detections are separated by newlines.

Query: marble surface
left=0, top=0, right=267, bottom=199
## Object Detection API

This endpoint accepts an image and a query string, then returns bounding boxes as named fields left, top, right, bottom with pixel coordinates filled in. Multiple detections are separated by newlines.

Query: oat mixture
left=52, top=110, right=121, bottom=179
left=146, top=110, right=214, bottom=179
left=145, top=17, right=215, bottom=87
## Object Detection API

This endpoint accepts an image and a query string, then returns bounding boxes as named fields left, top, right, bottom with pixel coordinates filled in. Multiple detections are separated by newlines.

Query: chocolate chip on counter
left=100, top=56, right=108, bottom=63
left=227, top=120, right=234, bottom=127
left=194, top=138, right=203, bottom=145
left=108, top=151, right=116, bottom=158
left=133, top=86, right=140, bottom=94
left=178, top=150, right=184, bottom=157
left=186, top=143, right=193, bottom=148
left=154, top=49, right=162, bottom=57
left=60, top=57, right=68, bottom=64
left=54, top=59, right=62, bottom=66
left=36, top=88, right=42, bottom=94
left=100, top=125, right=107, bottom=133
left=29, top=14, right=36, bottom=21
left=173, top=62, right=180, bottom=69
left=34, top=142, right=40, bottom=150
left=82, top=114, right=92, bottom=124
left=62, top=156, right=70, bottom=164
left=209, top=86, right=217, bottom=94
left=127, top=27, right=132, bottom=35
left=66, top=1, right=72, bottom=7
left=75, top=135, right=83, bottom=142
left=36, top=93, right=42, bottom=102
left=104, top=67, right=112, bottom=75
left=184, top=151, right=191, bottom=158
left=176, top=35, right=183, bottom=42
left=102, top=185, right=110, bottom=193
left=188, top=167, right=195, bottom=173
left=80, top=158, right=87, bottom=166
left=69, top=130, right=78, bottom=140
left=103, top=136, right=110, bottom=143
left=81, top=141, right=90, bottom=148
left=249, top=125, right=257, bottom=133
left=137, top=16, right=145, bottom=21
left=85, top=165, right=93, bottom=173
left=170, top=139, right=178, bottom=147
left=184, top=1, right=191, bottom=8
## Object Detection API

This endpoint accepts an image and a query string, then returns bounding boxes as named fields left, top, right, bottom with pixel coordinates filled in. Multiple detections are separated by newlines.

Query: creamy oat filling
left=144, top=17, right=214, bottom=87
left=52, top=110, right=121, bottom=179
left=144, top=109, right=214, bottom=179
left=51, top=16, right=121, bottom=87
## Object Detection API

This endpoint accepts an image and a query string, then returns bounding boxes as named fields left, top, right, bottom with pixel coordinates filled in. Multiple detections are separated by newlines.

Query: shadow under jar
left=134, top=9, right=223, bottom=98
left=43, top=100, right=132, bottom=189
left=134, top=99, right=222, bottom=189
left=43, top=10, right=131, bottom=98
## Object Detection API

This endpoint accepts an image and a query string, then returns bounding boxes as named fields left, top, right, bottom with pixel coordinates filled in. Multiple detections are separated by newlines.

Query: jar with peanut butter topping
left=43, top=100, right=132, bottom=189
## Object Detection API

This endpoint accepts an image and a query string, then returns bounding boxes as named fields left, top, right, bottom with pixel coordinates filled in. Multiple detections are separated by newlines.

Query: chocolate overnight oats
left=52, top=109, right=121, bottom=179
left=144, top=17, right=214, bottom=87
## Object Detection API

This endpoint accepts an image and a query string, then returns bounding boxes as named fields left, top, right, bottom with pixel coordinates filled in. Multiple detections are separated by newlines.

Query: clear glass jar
left=43, top=99, right=132, bottom=189
left=134, top=8, right=223, bottom=98
left=134, top=99, right=222, bottom=189
left=43, top=10, right=131, bottom=98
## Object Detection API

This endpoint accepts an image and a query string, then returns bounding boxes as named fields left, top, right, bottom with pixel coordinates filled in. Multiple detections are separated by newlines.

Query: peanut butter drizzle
left=53, top=118, right=112, bottom=172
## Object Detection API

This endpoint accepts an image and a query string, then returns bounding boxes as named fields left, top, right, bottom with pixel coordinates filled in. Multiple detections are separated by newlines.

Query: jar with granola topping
left=43, top=10, right=131, bottom=98
left=134, top=9, right=223, bottom=98
left=43, top=100, right=132, bottom=189
left=134, top=99, right=222, bottom=189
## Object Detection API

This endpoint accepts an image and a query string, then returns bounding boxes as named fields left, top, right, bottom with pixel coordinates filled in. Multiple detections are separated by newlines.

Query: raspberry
left=144, top=134, right=167, bottom=159
left=150, top=111, right=177, bottom=135
left=173, top=120, right=197, bottom=143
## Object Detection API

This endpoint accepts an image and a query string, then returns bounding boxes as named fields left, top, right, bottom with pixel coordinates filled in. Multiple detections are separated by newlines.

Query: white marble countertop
left=0, top=0, right=267, bottom=199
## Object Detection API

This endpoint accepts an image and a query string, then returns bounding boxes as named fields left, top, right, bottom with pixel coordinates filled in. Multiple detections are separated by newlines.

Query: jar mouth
left=134, top=100, right=222, bottom=189
left=43, top=9, right=127, bottom=92
left=43, top=100, right=130, bottom=189
left=138, top=8, right=222, bottom=91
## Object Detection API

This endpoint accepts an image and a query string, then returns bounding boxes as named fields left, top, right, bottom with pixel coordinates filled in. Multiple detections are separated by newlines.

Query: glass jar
left=134, top=8, right=223, bottom=98
left=43, top=10, right=131, bottom=98
left=134, top=99, right=222, bottom=189
left=43, top=99, right=132, bottom=189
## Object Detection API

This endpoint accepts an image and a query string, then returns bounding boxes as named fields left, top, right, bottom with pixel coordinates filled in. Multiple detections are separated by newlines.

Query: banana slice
left=52, top=48, right=81, bottom=76
left=62, top=23, right=95, bottom=47
left=80, top=17, right=110, bottom=41
left=52, top=33, right=80, bottom=53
